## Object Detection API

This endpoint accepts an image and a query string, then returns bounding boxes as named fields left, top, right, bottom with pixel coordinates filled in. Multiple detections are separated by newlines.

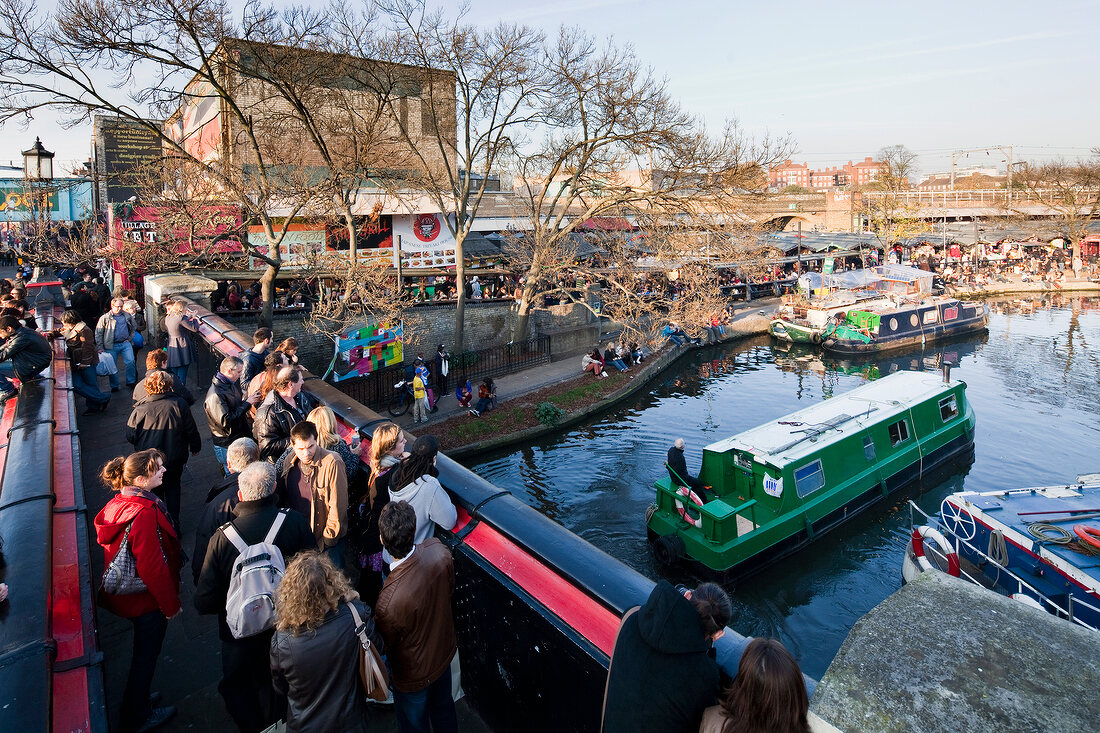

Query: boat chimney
left=942, top=362, right=952, bottom=383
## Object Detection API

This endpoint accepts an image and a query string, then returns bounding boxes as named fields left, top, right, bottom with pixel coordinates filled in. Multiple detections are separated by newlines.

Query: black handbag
left=101, top=521, right=148, bottom=595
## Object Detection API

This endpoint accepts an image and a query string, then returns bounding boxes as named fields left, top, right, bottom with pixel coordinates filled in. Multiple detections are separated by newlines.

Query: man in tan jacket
left=277, top=420, right=348, bottom=568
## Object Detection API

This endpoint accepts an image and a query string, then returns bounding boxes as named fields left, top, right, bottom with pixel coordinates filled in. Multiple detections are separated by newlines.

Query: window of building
left=888, top=419, right=910, bottom=447
left=794, top=459, right=826, bottom=498
left=939, top=395, right=958, bottom=421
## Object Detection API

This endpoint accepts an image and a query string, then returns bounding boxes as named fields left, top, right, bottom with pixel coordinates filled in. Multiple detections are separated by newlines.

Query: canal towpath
left=388, top=299, right=782, bottom=440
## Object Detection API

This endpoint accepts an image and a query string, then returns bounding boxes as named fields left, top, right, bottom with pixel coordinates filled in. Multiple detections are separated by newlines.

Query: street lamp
left=22, top=137, right=54, bottom=181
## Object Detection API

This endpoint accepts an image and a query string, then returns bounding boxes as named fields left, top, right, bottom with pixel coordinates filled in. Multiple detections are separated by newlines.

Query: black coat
left=667, top=445, right=704, bottom=491
left=133, top=371, right=195, bottom=406
left=271, top=601, right=383, bottom=733
left=204, top=373, right=251, bottom=447
left=125, top=392, right=202, bottom=468
left=241, top=347, right=267, bottom=389
left=191, top=472, right=240, bottom=584
left=253, top=391, right=307, bottom=461
left=0, top=325, right=52, bottom=381
left=602, top=581, right=720, bottom=733
left=193, top=496, right=315, bottom=640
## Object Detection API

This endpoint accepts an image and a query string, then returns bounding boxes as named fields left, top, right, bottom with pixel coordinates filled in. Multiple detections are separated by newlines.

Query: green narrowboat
left=646, top=369, right=975, bottom=580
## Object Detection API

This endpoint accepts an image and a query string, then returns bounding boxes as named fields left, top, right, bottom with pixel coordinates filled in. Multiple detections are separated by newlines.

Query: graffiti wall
left=331, top=322, right=404, bottom=382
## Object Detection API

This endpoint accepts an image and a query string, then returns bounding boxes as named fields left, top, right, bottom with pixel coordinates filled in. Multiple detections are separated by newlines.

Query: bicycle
left=387, top=378, right=441, bottom=417
left=387, top=379, right=415, bottom=416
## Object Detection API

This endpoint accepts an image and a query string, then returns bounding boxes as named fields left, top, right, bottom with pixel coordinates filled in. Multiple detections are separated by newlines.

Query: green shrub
left=453, top=351, right=479, bottom=369
left=535, top=401, right=565, bottom=426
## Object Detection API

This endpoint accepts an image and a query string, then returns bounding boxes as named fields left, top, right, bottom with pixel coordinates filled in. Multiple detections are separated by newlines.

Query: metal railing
left=330, top=335, right=552, bottom=409
left=864, top=188, right=1100, bottom=207
left=907, top=500, right=1100, bottom=632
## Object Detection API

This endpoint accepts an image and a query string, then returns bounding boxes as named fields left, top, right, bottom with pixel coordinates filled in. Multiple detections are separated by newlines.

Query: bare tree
left=0, top=0, right=339, bottom=324
left=1006, top=157, right=1100, bottom=260
left=491, top=27, right=792, bottom=342
left=334, top=0, right=546, bottom=352
left=857, top=144, right=926, bottom=254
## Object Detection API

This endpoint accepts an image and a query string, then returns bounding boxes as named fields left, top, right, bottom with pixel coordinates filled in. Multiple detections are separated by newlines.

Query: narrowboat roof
left=705, top=371, right=960, bottom=466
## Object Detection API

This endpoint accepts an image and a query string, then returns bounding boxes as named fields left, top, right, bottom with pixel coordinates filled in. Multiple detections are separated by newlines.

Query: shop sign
left=0, top=187, right=59, bottom=213
left=392, top=213, right=457, bottom=269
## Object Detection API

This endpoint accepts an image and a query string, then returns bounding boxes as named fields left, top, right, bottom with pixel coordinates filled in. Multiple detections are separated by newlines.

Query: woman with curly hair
left=699, top=638, right=812, bottom=733
left=270, top=551, right=385, bottom=733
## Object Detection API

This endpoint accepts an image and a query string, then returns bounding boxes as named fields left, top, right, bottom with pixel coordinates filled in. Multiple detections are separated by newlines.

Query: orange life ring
left=675, top=487, right=703, bottom=529
left=1073, top=524, right=1100, bottom=549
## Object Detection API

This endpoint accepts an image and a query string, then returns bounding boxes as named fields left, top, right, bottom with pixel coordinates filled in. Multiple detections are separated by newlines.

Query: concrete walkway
left=76, top=363, right=488, bottom=732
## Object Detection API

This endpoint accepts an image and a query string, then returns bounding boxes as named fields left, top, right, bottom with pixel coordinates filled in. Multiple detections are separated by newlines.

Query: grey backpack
left=221, top=510, right=288, bottom=639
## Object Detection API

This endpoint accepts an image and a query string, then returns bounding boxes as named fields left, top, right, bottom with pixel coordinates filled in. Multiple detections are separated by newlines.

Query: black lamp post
left=22, top=137, right=54, bottom=181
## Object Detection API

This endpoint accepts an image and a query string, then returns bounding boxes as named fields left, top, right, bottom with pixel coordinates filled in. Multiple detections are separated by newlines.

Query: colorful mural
left=331, top=322, right=404, bottom=382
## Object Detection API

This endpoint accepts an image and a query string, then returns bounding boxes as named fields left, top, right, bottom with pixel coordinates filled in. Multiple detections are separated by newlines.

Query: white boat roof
left=705, top=371, right=958, bottom=467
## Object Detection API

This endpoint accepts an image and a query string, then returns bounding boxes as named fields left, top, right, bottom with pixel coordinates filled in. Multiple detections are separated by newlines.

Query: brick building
left=769, top=156, right=886, bottom=190
left=165, top=39, right=456, bottom=182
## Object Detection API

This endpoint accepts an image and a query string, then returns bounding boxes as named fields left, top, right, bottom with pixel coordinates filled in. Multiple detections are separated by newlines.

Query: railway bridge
left=757, top=189, right=1099, bottom=233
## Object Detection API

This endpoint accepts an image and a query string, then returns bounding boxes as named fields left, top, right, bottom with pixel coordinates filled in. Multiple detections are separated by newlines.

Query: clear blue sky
left=7, top=0, right=1098, bottom=178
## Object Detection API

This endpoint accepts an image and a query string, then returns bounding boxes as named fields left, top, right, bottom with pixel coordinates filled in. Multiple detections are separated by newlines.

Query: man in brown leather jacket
left=375, top=500, right=457, bottom=733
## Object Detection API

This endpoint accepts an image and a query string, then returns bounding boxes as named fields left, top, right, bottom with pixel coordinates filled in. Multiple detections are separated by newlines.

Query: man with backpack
left=194, top=461, right=314, bottom=733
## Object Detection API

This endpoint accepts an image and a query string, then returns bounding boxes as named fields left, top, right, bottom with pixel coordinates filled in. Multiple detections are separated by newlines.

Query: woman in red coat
left=94, top=449, right=182, bottom=733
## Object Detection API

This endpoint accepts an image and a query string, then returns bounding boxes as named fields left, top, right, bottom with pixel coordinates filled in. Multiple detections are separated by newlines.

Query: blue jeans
left=393, top=664, right=458, bottom=733
left=109, top=341, right=137, bottom=388
left=667, top=334, right=686, bottom=346
left=212, top=444, right=229, bottom=475
left=0, top=362, right=15, bottom=393
left=72, top=364, right=110, bottom=406
left=169, top=364, right=188, bottom=385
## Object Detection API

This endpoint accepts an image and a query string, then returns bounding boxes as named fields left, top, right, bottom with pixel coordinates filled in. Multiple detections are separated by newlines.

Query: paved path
left=391, top=300, right=781, bottom=433
left=77, top=362, right=487, bottom=731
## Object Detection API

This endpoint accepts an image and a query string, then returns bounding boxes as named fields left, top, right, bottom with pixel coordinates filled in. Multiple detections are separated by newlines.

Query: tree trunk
left=454, top=250, right=467, bottom=352
left=259, top=262, right=279, bottom=328
left=511, top=280, right=538, bottom=342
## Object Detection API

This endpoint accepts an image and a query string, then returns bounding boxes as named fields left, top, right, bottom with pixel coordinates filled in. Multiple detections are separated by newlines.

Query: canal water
left=464, top=294, right=1100, bottom=679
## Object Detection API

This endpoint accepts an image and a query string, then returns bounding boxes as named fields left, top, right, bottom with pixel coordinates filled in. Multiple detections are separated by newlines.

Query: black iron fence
left=331, top=335, right=552, bottom=409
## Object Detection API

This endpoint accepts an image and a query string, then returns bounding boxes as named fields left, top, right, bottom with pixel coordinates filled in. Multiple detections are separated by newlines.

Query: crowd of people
left=79, top=315, right=465, bottom=733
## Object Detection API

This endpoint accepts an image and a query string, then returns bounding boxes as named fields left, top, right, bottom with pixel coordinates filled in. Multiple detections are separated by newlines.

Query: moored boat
left=646, top=369, right=976, bottom=580
left=903, top=477, right=1100, bottom=631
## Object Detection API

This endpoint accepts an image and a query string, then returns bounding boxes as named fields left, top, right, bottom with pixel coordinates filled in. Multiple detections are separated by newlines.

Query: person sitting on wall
left=667, top=438, right=708, bottom=499
left=662, top=321, right=687, bottom=347
left=602, top=581, right=731, bottom=733
left=0, top=314, right=53, bottom=403
left=582, top=350, right=606, bottom=379
left=604, top=343, right=629, bottom=372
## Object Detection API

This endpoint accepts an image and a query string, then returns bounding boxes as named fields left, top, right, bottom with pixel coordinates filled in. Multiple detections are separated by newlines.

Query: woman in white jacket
left=385, top=435, right=457, bottom=561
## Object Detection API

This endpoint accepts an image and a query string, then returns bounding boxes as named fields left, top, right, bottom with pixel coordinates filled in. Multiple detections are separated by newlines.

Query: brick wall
left=224, top=299, right=597, bottom=374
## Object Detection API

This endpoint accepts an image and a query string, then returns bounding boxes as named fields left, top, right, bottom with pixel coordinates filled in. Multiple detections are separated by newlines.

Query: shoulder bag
left=347, top=602, right=390, bottom=702
left=101, top=521, right=148, bottom=595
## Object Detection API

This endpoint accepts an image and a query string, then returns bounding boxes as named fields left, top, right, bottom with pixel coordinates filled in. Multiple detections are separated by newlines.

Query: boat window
left=794, top=460, right=825, bottom=498
left=888, top=419, right=910, bottom=446
left=863, top=435, right=876, bottom=461
left=939, top=395, right=958, bottom=421
left=734, top=453, right=753, bottom=471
